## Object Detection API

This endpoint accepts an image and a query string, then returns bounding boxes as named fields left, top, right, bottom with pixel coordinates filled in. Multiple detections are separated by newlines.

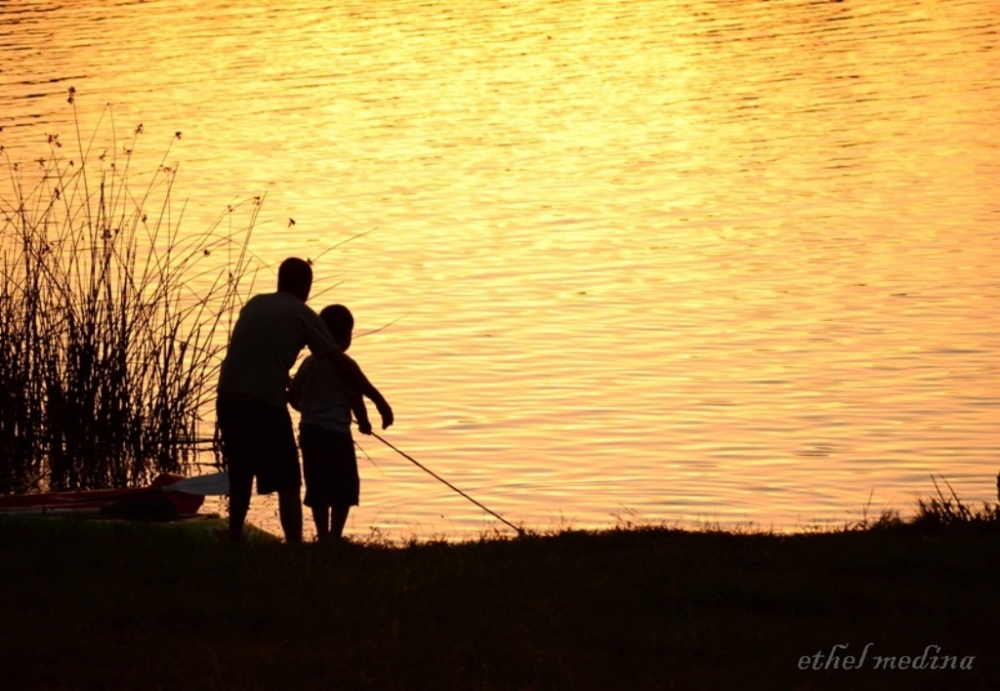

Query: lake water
left=2, top=0, right=998, bottom=541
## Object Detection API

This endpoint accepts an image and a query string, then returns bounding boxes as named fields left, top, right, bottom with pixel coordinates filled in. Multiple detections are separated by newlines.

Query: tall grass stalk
left=0, top=92, right=260, bottom=493
left=913, top=474, right=1000, bottom=528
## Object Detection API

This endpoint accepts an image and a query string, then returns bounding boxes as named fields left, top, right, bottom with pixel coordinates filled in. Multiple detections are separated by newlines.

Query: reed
left=912, top=475, right=1000, bottom=528
left=0, top=91, right=260, bottom=493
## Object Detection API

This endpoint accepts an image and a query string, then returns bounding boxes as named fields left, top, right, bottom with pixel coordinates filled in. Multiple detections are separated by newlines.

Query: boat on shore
left=0, top=472, right=229, bottom=520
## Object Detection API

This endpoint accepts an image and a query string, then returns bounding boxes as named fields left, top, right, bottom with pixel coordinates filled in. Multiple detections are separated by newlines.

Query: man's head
left=277, top=257, right=312, bottom=302
left=319, top=304, right=354, bottom=351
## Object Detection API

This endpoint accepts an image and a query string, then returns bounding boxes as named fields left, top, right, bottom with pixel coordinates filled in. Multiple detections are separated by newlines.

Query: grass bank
left=1, top=504, right=998, bottom=690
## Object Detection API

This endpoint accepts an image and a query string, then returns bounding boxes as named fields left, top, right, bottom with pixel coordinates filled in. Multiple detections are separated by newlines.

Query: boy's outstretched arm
left=323, top=350, right=393, bottom=429
left=351, top=395, right=372, bottom=435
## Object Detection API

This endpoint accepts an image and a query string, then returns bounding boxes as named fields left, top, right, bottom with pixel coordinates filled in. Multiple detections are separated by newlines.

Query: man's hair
left=319, top=304, right=354, bottom=341
left=277, top=257, right=312, bottom=294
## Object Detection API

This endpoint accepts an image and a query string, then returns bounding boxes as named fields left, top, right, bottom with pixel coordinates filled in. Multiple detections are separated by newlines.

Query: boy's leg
left=327, top=430, right=357, bottom=541
left=277, top=487, right=303, bottom=544
left=300, top=424, right=333, bottom=542
left=330, top=505, right=350, bottom=539
left=312, top=505, right=330, bottom=541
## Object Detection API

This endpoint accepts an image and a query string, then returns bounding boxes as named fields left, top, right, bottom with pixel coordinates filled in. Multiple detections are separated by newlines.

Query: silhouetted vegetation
left=0, top=92, right=260, bottom=493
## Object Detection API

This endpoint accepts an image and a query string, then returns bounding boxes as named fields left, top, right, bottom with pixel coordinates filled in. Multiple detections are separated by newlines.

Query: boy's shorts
left=299, top=424, right=360, bottom=509
left=216, top=397, right=301, bottom=495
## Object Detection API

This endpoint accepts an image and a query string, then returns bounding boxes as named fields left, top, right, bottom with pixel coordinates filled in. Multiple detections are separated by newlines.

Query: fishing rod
left=371, top=432, right=523, bottom=536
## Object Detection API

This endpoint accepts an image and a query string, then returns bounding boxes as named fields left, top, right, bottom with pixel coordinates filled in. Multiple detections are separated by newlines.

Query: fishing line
left=354, top=439, right=384, bottom=475
left=371, top=432, right=523, bottom=536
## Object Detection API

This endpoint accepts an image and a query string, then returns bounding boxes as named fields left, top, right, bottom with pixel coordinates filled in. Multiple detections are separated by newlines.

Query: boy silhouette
left=289, top=304, right=374, bottom=541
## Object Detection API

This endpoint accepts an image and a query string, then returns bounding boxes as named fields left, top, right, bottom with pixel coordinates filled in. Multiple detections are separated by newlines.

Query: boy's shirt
left=289, top=354, right=357, bottom=434
left=218, top=291, right=338, bottom=408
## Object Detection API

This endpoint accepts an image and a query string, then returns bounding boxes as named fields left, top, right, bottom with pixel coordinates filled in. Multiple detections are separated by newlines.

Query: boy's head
left=319, top=304, right=354, bottom=351
left=277, top=257, right=312, bottom=302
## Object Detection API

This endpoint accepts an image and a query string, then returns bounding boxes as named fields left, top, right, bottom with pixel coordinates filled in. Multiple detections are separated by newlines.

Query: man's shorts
left=217, top=397, right=301, bottom=495
left=299, top=424, right=360, bottom=509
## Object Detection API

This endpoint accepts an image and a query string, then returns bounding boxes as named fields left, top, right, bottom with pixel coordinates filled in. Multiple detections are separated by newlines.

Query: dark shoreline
left=1, top=513, right=998, bottom=690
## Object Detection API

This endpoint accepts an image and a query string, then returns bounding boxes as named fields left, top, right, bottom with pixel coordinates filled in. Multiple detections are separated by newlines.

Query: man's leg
left=218, top=397, right=253, bottom=543
left=277, top=487, right=303, bottom=544
left=228, top=483, right=252, bottom=542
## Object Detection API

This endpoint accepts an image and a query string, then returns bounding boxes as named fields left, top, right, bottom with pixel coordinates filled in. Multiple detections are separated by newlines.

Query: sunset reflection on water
left=2, top=0, right=998, bottom=540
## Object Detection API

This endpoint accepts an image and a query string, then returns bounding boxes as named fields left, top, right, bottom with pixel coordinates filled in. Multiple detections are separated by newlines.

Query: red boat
left=0, top=472, right=229, bottom=520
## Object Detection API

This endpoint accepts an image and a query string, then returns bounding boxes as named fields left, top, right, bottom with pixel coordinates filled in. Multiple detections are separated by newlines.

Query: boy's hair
left=319, top=304, right=354, bottom=341
left=277, top=257, right=312, bottom=294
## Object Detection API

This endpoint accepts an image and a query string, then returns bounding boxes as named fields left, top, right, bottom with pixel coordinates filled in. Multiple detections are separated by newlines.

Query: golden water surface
left=2, top=0, right=998, bottom=540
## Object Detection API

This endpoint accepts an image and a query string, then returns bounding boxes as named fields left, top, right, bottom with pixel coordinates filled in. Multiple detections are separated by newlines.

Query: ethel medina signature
left=799, top=643, right=975, bottom=671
